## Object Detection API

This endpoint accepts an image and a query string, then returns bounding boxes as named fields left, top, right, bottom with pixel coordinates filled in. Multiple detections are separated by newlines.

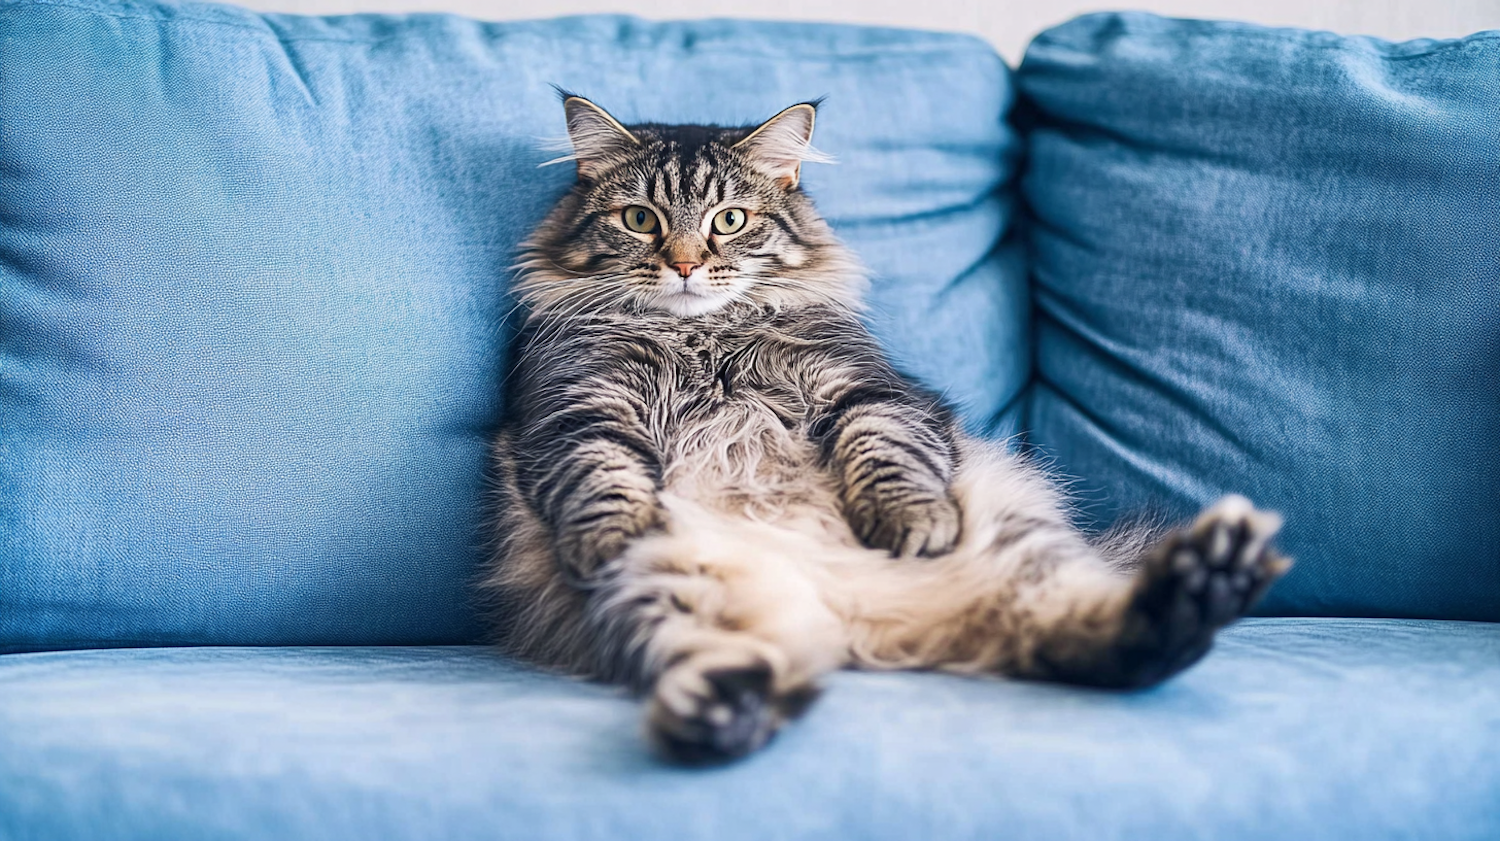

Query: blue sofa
left=1, top=2, right=1496, bottom=838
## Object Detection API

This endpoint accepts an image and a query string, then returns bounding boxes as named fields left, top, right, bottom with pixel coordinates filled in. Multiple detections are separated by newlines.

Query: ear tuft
left=561, top=96, right=639, bottom=181
left=731, top=103, right=829, bottom=190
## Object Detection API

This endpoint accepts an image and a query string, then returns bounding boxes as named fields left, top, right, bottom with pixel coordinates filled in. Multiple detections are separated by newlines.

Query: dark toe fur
left=648, top=663, right=819, bottom=765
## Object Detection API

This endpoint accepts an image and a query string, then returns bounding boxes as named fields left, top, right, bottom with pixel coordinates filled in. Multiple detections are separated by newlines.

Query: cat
left=482, top=93, right=1290, bottom=764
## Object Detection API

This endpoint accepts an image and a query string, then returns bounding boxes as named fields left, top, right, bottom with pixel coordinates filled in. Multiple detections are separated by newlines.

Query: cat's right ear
left=562, top=95, right=639, bottom=181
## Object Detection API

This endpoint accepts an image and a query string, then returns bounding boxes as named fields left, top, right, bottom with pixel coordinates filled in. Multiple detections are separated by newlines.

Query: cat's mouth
left=650, top=273, right=740, bottom=317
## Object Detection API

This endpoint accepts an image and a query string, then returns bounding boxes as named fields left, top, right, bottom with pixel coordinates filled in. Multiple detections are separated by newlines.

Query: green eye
left=712, top=207, right=748, bottom=236
left=622, top=205, right=660, bottom=234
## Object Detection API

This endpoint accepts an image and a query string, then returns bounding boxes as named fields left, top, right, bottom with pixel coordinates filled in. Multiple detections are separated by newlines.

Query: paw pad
left=647, top=657, right=818, bottom=764
left=1113, top=496, right=1291, bottom=687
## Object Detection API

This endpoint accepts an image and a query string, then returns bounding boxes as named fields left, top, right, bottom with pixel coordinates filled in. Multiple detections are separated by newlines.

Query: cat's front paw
left=847, top=491, right=962, bottom=558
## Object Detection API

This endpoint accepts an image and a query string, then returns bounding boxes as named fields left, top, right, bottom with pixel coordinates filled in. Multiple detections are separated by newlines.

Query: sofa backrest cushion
left=0, top=0, right=1020, bottom=651
left=1019, top=13, right=1500, bottom=620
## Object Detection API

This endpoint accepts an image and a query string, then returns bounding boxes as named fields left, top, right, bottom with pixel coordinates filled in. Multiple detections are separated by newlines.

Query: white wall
left=235, top=0, right=1498, bottom=63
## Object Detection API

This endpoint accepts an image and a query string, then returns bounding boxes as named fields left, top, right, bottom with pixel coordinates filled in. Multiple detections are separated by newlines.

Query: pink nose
left=671, top=262, right=701, bottom=279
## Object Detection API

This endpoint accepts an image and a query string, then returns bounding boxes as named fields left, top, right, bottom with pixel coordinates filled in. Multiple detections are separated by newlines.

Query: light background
left=236, top=0, right=1498, bottom=62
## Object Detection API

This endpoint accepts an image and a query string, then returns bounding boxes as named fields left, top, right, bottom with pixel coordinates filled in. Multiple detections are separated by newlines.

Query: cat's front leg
left=517, top=410, right=665, bottom=584
left=551, top=464, right=663, bottom=583
left=846, top=485, right=962, bottom=559
left=811, top=384, right=962, bottom=558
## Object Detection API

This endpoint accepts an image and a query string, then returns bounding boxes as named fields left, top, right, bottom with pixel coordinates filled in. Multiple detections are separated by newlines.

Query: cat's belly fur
left=659, top=391, right=855, bottom=542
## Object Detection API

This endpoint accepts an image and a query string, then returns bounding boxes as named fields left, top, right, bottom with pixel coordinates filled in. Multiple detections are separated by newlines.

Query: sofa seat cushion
left=2, top=618, right=1496, bottom=840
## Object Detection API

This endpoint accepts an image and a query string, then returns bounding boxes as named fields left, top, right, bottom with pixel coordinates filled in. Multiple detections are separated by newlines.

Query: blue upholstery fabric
left=1017, top=14, right=1500, bottom=621
left=1, top=619, right=1497, bottom=840
left=0, top=0, right=1020, bottom=652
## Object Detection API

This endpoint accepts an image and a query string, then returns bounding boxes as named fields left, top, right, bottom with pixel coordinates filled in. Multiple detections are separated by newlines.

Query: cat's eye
left=622, top=205, right=660, bottom=234
left=711, top=208, right=748, bottom=236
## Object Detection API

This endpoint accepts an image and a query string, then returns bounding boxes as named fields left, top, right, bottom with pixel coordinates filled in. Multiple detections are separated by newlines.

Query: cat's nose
left=671, top=262, right=701, bottom=279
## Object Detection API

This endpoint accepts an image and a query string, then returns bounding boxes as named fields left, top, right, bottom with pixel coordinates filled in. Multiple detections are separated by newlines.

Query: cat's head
left=515, top=95, right=864, bottom=318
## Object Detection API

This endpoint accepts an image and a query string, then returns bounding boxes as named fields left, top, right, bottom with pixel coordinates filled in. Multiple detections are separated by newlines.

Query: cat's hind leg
left=1027, top=494, right=1289, bottom=687
left=835, top=442, right=1290, bottom=689
left=590, top=497, right=849, bottom=763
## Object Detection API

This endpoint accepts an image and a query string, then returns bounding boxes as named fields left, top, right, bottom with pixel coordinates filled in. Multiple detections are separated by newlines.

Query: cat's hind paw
left=647, top=652, right=818, bottom=765
left=1108, top=494, right=1291, bottom=687
left=1162, top=495, right=1290, bottom=622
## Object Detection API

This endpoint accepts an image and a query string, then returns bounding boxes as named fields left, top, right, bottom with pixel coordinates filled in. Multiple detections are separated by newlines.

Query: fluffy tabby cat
left=484, top=94, right=1290, bottom=763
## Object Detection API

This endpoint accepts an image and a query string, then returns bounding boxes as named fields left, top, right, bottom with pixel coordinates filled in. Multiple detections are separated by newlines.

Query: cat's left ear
left=732, top=102, right=823, bottom=190
left=562, top=95, right=639, bottom=181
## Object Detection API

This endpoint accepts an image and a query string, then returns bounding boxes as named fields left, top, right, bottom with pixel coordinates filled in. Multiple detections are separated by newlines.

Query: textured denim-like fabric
left=0, top=0, right=1019, bottom=651
left=1018, top=14, right=1500, bottom=621
left=2, top=619, right=1497, bottom=841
